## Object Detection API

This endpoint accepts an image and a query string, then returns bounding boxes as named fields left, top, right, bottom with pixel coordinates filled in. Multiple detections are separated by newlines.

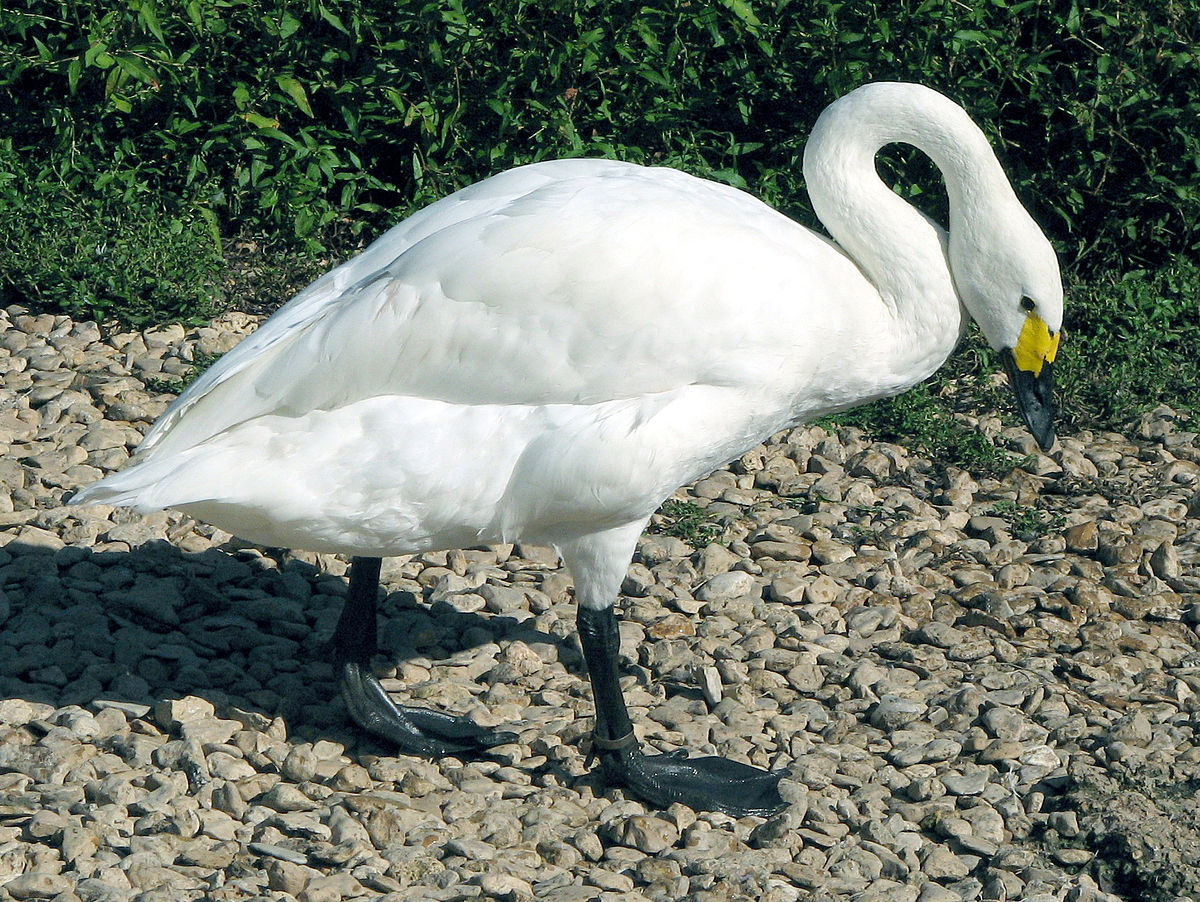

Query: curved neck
left=802, top=83, right=1011, bottom=379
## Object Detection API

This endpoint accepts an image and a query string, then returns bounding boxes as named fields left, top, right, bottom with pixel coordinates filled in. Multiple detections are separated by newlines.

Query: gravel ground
left=2, top=304, right=1199, bottom=902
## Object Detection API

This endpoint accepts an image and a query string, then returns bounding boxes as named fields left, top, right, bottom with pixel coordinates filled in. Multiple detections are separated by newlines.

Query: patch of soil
left=1065, top=756, right=1200, bottom=901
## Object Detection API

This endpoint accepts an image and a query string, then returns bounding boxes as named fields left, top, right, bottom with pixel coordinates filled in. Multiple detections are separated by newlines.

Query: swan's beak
left=1003, top=313, right=1060, bottom=452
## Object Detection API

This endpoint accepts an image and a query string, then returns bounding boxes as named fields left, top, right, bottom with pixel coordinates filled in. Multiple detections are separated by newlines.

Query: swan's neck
left=803, top=83, right=1012, bottom=384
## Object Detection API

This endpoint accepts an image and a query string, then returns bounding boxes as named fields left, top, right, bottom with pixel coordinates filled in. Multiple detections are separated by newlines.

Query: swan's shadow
left=0, top=539, right=583, bottom=767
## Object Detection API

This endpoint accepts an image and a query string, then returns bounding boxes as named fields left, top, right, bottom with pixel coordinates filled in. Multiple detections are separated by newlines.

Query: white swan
left=73, top=82, right=1063, bottom=816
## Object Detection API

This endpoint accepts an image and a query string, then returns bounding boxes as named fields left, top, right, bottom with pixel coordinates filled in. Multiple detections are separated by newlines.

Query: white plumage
left=73, top=83, right=1063, bottom=814
left=76, top=158, right=909, bottom=559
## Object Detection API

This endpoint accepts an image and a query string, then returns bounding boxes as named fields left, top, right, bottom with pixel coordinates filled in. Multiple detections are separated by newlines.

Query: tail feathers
left=70, top=471, right=166, bottom=513
left=69, top=451, right=208, bottom=513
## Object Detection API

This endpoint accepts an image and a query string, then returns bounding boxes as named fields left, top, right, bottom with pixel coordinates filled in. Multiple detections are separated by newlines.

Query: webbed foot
left=591, top=731, right=787, bottom=817
left=339, top=661, right=517, bottom=757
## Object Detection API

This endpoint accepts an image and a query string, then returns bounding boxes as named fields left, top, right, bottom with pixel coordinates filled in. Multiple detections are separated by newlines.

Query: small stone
left=622, top=563, right=656, bottom=596
left=1049, top=811, right=1080, bottom=837
left=769, top=573, right=808, bottom=603
left=617, top=815, right=680, bottom=853
left=444, top=837, right=497, bottom=860
left=4, top=874, right=73, bottom=900
left=940, top=769, right=990, bottom=796
left=259, top=783, right=317, bottom=812
left=570, top=828, right=605, bottom=861
left=475, top=872, right=535, bottom=898
left=1149, top=542, right=1181, bottom=579
left=329, top=764, right=372, bottom=792
left=810, top=538, right=854, bottom=564
left=1064, top=521, right=1099, bottom=553
left=266, top=858, right=319, bottom=895
left=916, top=884, right=962, bottom=902
left=297, top=872, right=364, bottom=902
left=805, top=573, right=843, bottom=605
left=871, top=694, right=927, bottom=730
left=25, top=809, right=68, bottom=840
left=281, top=745, right=322, bottom=783
left=153, top=696, right=215, bottom=731
left=696, top=570, right=757, bottom=602
left=249, top=841, right=310, bottom=865
left=914, top=622, right=965, bottom=649
left=697, top=665, right=723, bottom=707
left=921, top=843, right=970, bottom=880
left=981, top=706, right=1029, bottom=741
left=1053, top=848, right=1094, bottom=866
left=635, top=856, right=682, bottom=884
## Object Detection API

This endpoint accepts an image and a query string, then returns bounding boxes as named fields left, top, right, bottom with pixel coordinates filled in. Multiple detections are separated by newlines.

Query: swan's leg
left=577, top=603, right=787, bottom=817
left=334, top=556, right=516, bottom=757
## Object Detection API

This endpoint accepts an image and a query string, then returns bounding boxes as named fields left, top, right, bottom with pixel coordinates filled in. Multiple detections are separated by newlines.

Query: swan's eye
left=1020, top=297, right=1036, bottom=312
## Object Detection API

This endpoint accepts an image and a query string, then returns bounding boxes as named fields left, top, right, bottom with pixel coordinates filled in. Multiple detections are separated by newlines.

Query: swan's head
left=950, top=204, right=1063, bottom=453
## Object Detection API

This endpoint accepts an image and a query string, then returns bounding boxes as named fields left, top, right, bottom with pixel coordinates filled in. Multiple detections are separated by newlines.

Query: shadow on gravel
left=0, top=539, right=575, bottom=750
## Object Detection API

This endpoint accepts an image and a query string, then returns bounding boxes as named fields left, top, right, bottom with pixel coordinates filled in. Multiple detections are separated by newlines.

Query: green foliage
left=1056, top=262, right=1200, bottom=427
left=2, top=0, right=1197, bottom=271
left=0, top=0, right=1196, bottom=445
left=989, top=498, right=1066, bottom=540
left=650, top=499, right=724, bottom=548
left=0, top=150, right=224, bottom=325
left=825, top=380, right=1018, bottom=475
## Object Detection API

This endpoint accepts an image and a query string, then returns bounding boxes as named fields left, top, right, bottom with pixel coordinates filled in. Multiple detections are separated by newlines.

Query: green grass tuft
left=650, top=499, right=724, bottom=549
left=989, top=499, right=1067, bottom=540
left=141, top=351, right=224, bottom=396
left=824, top=380, right=1017, bottom=476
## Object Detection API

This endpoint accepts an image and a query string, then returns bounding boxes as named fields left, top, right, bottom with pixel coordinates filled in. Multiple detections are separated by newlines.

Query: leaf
left=279, top=13, right=302, bottom=38
left=115, top=54, right=158, bottom=87
left=67, top=58, right=82, bottom=95
left=241, top=111, right=281, bottom=130
left=319, top=6, right=349, bottom=34
left=137, top=1, right=166, bottom=43
left=720, top=0, right=763, bottom=31
left=275, top=75, right=314, bottom=117
left=84, top=41, right=107, bottom=67
left=104, top=66, right=123, bottom=98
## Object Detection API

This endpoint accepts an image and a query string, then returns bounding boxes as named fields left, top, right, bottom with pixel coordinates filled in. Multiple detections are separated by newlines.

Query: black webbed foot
left=591, top=732, right=788, bottom=818
left=339, top=661, right=517, bottom=758
left=333, top=557, right=517, bottom=758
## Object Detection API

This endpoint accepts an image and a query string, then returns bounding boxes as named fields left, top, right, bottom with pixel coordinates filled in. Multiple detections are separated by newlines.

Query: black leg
left=333, top=556, right=516, bottom=757
left=577, top=604, right=788, bottom=818
left=332, top=556, right=381, bottom=666
left=577, top=599, right=635, bottom=744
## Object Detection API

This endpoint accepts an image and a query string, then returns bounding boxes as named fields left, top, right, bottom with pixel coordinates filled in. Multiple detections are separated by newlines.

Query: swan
left=72, top=82, right=1062, bottom=818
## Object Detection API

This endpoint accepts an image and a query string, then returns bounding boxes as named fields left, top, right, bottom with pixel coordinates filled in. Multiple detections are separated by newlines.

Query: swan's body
left=75, top=159, right=960, bottom=556
left=73, top=83, right=1063, bottom=816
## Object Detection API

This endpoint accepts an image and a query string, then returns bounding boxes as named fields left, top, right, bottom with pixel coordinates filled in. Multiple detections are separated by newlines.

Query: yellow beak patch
left=1013, top=313, right=1060, bottom=377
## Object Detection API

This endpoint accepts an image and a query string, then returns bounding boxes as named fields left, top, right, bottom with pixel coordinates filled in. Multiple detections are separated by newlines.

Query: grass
left=0, top=164, right=227, bottom=327
left=822, top=374, right=1019, bottom=476
left=1056, top=265, right=1200, bottom=430
left=649, top=499, right=724, bottom=548
left=989, top=499, right=1067, bottom=540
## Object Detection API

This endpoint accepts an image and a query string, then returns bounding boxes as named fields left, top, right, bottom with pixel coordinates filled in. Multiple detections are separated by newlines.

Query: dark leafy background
left=1, top=0, right=1197, bottom=435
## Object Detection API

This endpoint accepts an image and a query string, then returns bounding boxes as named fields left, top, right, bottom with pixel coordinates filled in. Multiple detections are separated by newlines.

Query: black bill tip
left=1002, top=352, right=1056, bottom=452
